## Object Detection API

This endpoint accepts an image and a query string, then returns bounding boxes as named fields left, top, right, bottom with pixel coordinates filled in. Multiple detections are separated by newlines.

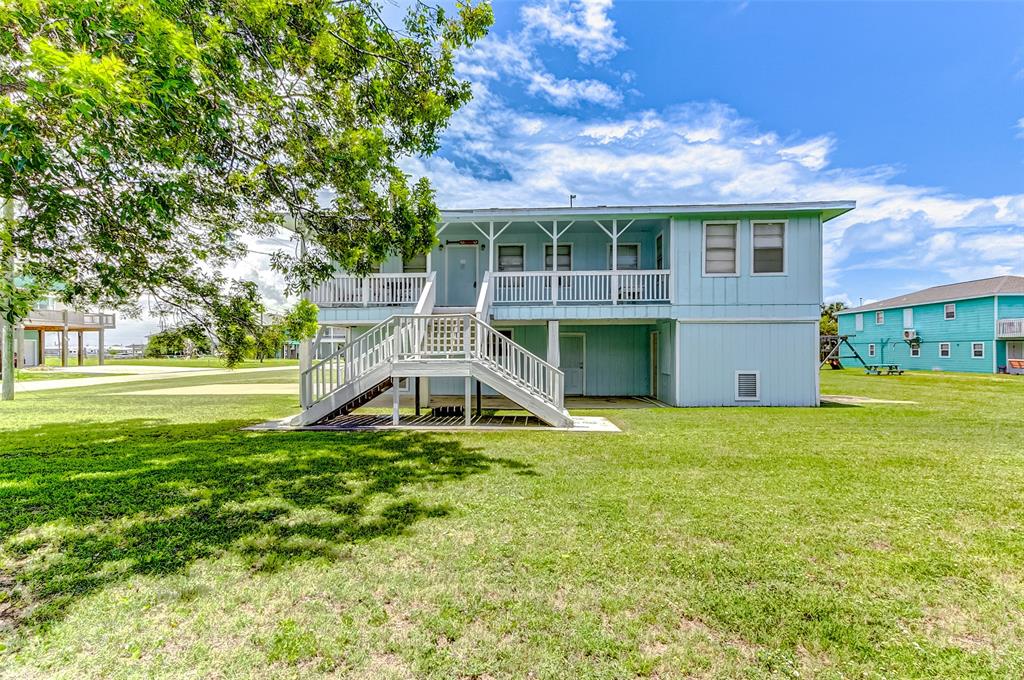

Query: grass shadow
left=0, top=418, right=531, bottom=631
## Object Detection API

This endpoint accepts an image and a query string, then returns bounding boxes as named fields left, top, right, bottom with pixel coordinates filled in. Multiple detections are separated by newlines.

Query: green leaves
left=1, top=0, right=492, bottom=353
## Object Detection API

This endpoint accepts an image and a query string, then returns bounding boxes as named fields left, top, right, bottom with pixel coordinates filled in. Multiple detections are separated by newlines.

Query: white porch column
left=77, top=330, right=84, bottom=366
left=547, top=319, right=560, bottom=368
left=392, top=379, right=401, bottom=425
left=60, top=313, right=69, bottom=367
left=97, top=327, right=105, bottom=365
left=464, top=376, right=472, bottom=425
left=611, top=218, right=618, bottom=305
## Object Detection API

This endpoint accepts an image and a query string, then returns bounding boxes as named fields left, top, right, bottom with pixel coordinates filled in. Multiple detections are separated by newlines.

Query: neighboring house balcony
left=25, top=306, right=117, bottom=330
left=998, top=318, right=1024, bottom=338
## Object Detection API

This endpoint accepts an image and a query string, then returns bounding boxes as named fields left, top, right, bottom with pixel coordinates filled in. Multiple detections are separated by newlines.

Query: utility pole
left=2, top=197, right=15, bottom=401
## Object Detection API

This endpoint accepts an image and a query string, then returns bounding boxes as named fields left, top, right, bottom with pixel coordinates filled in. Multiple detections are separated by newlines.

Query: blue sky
left=406, top=0, right=1024, bottom=308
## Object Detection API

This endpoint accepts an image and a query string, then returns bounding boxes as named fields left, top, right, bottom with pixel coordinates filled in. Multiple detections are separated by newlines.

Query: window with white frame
left=944, top=303, right=956, bottom=320
left=608, top=243, right=639, bottom=270
left=402, top=253, right=427, bottom=273
left=703, top=222, right=738, bottom=275
left=875, top=310, right=885, bottom=325
left=655, top=234, right=664, bottom=269
left=855, top=314, right=863, bottom=331
left=497, top=245, right=524, bottom=272
left=972, top=342, right=985, bottom=358
left=939, top=342, right=951, bottom=358
left=910, top=344, right=920, bottom=358
left=868, top=343, right=876, bottom=357
left=752, top=221, right=785, bottom=274
left=544, top=244, right=572, bottom=271
left=903, top=308, right=913, bottom=328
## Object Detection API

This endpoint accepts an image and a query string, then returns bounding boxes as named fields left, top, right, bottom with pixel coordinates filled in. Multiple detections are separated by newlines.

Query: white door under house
left=445, top=244, right=478, bottom=306
left=559, top=334, right=585, bottom=396
left=1009, top=342, right=1023, bottom=360
left=21, top=339, right=38, bottom=367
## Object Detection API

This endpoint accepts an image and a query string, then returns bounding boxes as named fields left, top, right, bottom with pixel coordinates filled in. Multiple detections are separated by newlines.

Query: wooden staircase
left=295, top=313, right=572, bottom=428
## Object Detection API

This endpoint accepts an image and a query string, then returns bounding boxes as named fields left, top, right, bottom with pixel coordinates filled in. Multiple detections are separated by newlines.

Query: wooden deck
left=314, top=411, right=549, bottom=430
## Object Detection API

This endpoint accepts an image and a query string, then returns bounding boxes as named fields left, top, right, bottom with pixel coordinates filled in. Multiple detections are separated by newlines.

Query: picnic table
left=864, top=364, right=904, bottom=376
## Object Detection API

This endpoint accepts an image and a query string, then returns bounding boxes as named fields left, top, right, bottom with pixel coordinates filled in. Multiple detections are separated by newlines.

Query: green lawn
left=43, top=356, right=299, bottom=369
left=1, top=369, right=1023, bottom=678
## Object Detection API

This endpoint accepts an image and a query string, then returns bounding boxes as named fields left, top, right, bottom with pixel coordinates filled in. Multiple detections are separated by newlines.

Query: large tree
left=0, top=0, right=492, bottom=396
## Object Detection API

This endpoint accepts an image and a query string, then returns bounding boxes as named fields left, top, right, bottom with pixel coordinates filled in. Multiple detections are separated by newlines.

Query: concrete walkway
left=16, top=366, right=295, bottom=393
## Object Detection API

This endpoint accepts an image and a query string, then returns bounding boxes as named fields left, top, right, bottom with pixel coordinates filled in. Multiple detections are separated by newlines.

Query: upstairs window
left=944, top=303, right=956, bottom=320
left=703, top=222, right=738, bottom=275
left=752, top=221, right=786, bottom=274
left=855, top=314, right=864, bottom=331
left=544, top=244, right=572, bottom=271
left=875, top=311, right=885, bottom=325
left=609, top=243, right=640, bottom=270
left=402, top=253, right=427, bottom=273
left=497, top=245, right=524, bottom=272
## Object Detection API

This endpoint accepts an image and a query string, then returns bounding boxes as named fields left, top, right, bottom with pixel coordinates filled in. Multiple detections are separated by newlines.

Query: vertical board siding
left=838, top=297, right=997, bottom=373
left=678, top=322, right=818, bottom=406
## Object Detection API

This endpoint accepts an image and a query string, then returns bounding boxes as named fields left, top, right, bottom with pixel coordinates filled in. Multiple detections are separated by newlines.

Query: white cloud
left=520, top=0, right=625, bottom=64
left=457, top=0, right=625, bottom=107
left=1016, top=116, right=1024, bottom=138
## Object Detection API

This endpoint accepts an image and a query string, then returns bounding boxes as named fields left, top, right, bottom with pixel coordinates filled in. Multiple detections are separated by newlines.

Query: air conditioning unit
left=903, top=329, right=918, bottom=341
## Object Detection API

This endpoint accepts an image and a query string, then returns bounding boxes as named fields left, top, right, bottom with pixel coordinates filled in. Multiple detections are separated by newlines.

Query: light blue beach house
left=836, top=276, right=1024, bottom=374
left=296, top=200, right=855, bottom=427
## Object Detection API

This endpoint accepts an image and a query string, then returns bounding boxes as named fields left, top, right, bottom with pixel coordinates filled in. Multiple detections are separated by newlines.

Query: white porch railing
left=998, top=318, right=1024, bottom=338
left=300, top=313, right=564, bottom=412
left=490, top=270, right=671, bottom=306
left=307, top=273, right=428, bottom=307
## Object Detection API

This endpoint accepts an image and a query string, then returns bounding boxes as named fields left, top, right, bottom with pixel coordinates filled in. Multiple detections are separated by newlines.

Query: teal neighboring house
left=293, top=200, right=855, bottom=427
left=836, top=276, right=1024, bottom=374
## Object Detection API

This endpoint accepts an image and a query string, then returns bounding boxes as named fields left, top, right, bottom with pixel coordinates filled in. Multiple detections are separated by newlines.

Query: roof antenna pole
left=569, top=194, right=576, bottom=208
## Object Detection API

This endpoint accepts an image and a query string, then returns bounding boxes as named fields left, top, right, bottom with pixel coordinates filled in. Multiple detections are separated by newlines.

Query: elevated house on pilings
left=294, top=200, right=856, bottom=428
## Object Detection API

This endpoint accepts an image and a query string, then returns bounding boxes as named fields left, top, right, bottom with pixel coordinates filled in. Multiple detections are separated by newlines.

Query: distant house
left=836, top=276, right=1024, bottom=374
left=5, top=296, right=116, bottom=368
left=294, top=200, right=855, bottom=426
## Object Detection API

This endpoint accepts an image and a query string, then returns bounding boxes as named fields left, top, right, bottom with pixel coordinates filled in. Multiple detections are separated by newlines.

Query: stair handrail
left=473, top=315, right=564, bottom=408
left=300, top=315, right=398, bottom=408
left=413, top=270, right=437, bottom=316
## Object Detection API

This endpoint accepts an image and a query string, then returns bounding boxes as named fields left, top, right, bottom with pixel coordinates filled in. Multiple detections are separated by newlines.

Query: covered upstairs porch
left=307, top=214, right=673, bottom=314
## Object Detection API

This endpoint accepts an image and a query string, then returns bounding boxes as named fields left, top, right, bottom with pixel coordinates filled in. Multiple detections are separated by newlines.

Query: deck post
left=392, top=379, right=400, bottom=425
left=550, top=220, right=558, bottom=306
left=97, top=327, right=105, bottom=365
left=415, top=377, right=421, bottom=416
left=476, top=379, right=482, bottom=417
left=60, top=313, right=69, bottom=367
left=37, top=329, right=44, bottom=365
left=464, top=376, right=471, bottom=425
left=77, top=330, right=84, bottom=366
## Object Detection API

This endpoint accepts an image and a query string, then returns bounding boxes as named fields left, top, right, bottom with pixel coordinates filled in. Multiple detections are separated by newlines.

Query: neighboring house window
left=855, top=314, right=864, bottom=331
left=903, top=308, right=913, bottom=328
left=910, top=345, right=920, bottom=358
left=868, top=343, right=876, bottom=358
left=972, top=342, right=985, bottom=358
left=402, top=253, right=427, bottom=273
left=703, top=222, right=738, bottom=275
left=655, top=234, right=664, bottom=269
left=752, top=221, right=785, bottom=274
left=939, top=342, right=951, bottom=358
left=544, top=244, right=572, bottom=271
left=608, top=243, right=640, bottom=270
left=497, top=245, right=525, bottom=272
left=875, top=311, right=885, bottom=325
left=944, top=303, right=956, bottom=320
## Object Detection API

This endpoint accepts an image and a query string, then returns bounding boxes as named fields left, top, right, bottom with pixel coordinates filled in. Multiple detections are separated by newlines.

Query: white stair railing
left=300, top=313, right=566, bottom=416
left=413, top=271, right=437, bottom=315
left=474, top=271, right=494, bottom=320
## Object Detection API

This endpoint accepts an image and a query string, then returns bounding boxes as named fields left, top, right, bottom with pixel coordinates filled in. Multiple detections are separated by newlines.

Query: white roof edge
left=439, top=200, right=856, bottom=222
